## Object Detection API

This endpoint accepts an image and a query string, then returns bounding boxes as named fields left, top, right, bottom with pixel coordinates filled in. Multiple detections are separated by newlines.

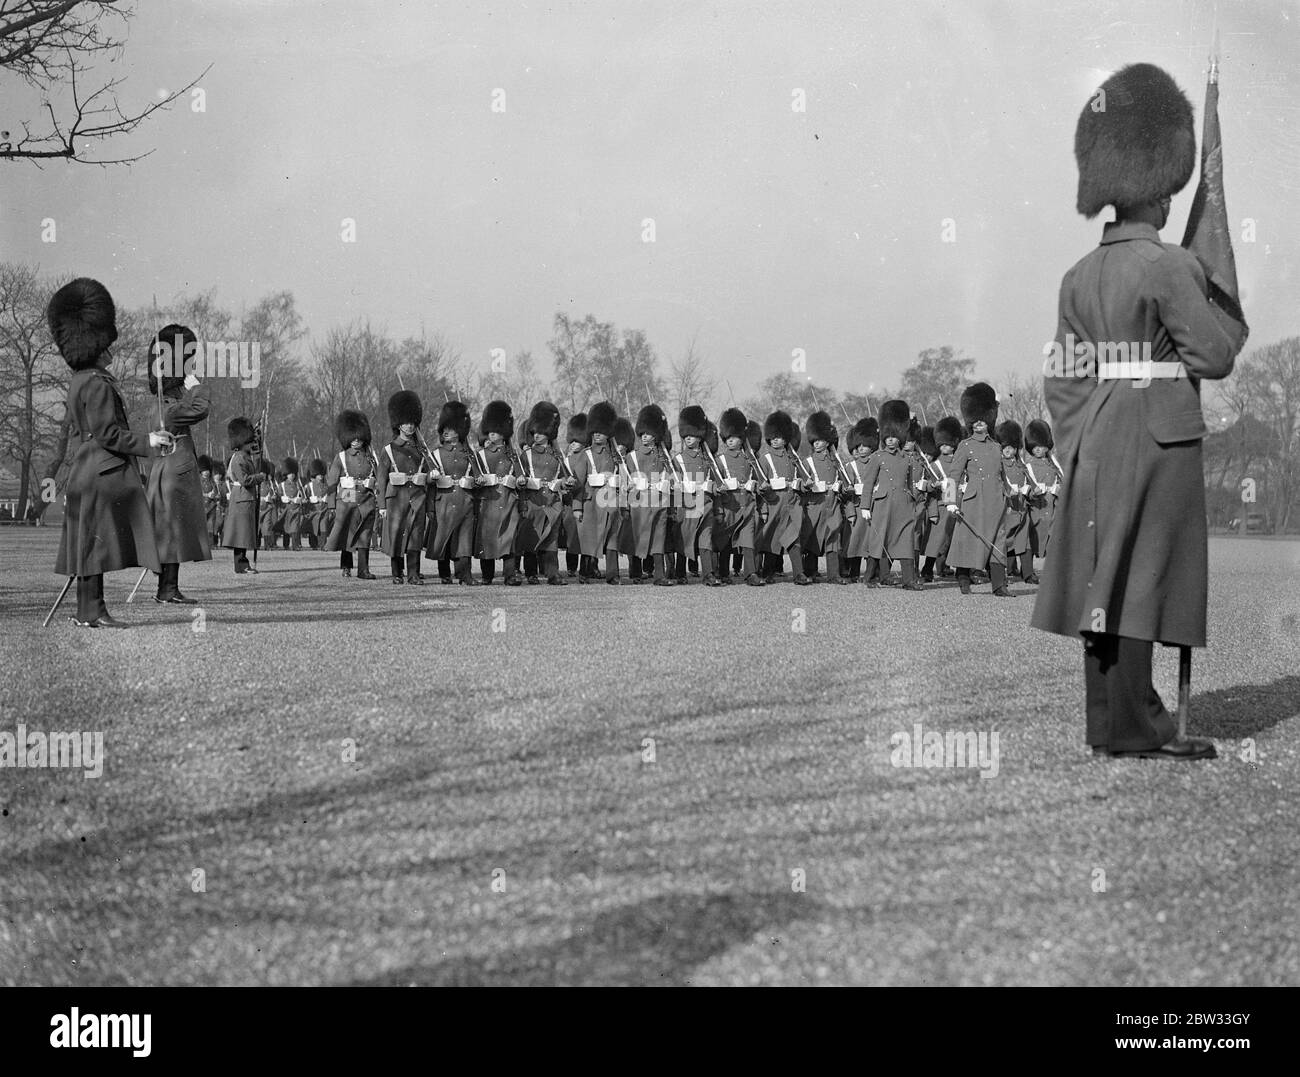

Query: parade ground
left=1, top=529, right=1297, bottom=987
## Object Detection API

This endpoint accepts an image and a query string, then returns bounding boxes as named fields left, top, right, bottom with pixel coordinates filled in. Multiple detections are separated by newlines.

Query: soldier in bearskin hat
left=324, top=409, right=380, bottom=579
left=912, top=425, right=943, bottom=581
left=569, top=402, right=625, bottom=583
left=996, top=420, right=1033, bottom=582
left=611, top=416, right=647, bottom=582
left=473, top=400, right=526, bottom=585
left=259, top=459, right=282, bottom=551
left=211, top=456, right=228, bottom=547
left=221, top=416, right=264, bottom=573
left=424, top=400, right=478, bottom=584
left=141, top=323, right=211, bottom=604
left=622, top=404, right=675, bottom=585
left=800, top=410, right=850, bottom=584
left=1032, top=63, right=1242, bottom=761
left=199, top=454, right=221, bottom=546
left=1023, top=419, right=1060, bottom=576
left=561, top=413, right=594, bottom=579
left=306, top=458, right=329, bottom=550
left=755, top=410, right=811, bottom=584
left=857, top=400, right=924, bottom=590
left=919, top=415, right=963, bottom=580
left=377, top=390, right=431, bottom=584
left=671, top=405, right=718, bottom=585
left=280, top=457, right=306, bottom=551
left=48, top=279, right=172, bottom=625
left=945, top=383, right=1012, bottom=596
left=842, top=418, right=876, bottom=581
left=711, top=408, right=764, bottom=586
left=516, top=401, right=571, bottom=584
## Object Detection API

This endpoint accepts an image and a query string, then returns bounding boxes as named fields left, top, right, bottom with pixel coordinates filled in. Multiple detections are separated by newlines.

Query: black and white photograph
left=1, top=0, right=1297, bottom=1033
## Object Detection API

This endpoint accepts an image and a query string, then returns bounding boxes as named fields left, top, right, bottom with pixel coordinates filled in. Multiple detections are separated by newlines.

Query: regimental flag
left=1181, top=59, right=1249, bottom=352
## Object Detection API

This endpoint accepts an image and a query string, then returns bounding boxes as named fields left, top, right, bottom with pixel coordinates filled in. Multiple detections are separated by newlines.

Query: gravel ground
left=1, top=529, right=1297, bottom=986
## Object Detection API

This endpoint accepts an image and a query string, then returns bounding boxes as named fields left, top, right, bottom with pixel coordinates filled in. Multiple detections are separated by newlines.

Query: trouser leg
left=406, top=551, right=421, bottom=580
left=826, top=552, right=840, bottom=579
left=566, top=551, right=580, bottom=574
left=956, top=567, right=972, bottom=594
left=234, top=548, right=249, bottom=572
left=439, top=558, right=452, bottom=581
left=455, top=556, right=473, bottom=582
left=76, top=576, right=97, bottom=622
left=480, top=558, right=495, bottom=584
left=990, top=560, right=1008, bottom=592
left=1084, top=635, right=1176, bottom=752
left=93, top=574, right=109, bottom=620
left=504, top=555, right=518, bottom=580
left=743, top=548, right=758, bottom=578
left=901, top=558, right=916, bottom=585
left=652, top=553, right=667, bottom=580
left=605, top=551, right=620, bottom=581
left=523, top=552, right=539, bottom=578
left=391, top=556, right=405, bottom=580
left=862, top=556, right=879, bottom=584
left=340, top=550, right=353, bottom=570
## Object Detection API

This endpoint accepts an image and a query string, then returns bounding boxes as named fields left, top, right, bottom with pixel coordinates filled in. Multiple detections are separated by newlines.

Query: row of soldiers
left=209, top=382, right=1063, bottom=593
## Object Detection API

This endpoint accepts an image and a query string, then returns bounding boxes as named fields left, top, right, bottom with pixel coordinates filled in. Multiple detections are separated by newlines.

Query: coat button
left=1087, top=520, right=1094, bottom=528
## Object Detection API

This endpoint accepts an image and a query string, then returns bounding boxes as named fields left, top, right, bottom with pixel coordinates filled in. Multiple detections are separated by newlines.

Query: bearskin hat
left=147, top=323, right=197, bottom=396
left=198, top=454, right=213, bottom=472
left=996, top=420, right=1023, bottom=451
left=227, top=416, right=256, bottom=450
left=960, top=383, right=999, bottom=435
left=212, top=458, right=226, bottom=477
left=678, top=405, right=709, bottom=441
left=587, top=401, right=617, bottom=440
left=566, top=412, right=588, bottom=447
left=479, top=400, right=514, bottom=441
left=719, top=407, right=747, bottom=442
left=282, top=457, right=300, bottom=476
left=703, top=419, right=719, bottom=456
left=917, top=425, right=938, bottom=460
left=336, top=409, right=372, bottom=448
left=309, top=457, right=328, bottom=478
left=804, top=410, right=836, bottom=447
left=745, top=420, right=763, bottom=455
left=934, top=416, right=964, bottom=450
left=47, top=278, right=118, bottom=371
left=1075, top=63, right=1195, bottom=219
left=1026, top=419, right=1054, bottom=451
left=388, top=390, right=423, bottom=433
left=260, top=458, right=274, bottom=477
left=437, top=400, right=471, bottom=442
left=526, top=401, right=561, bottom=443
left=763, top=410, right=797, bottom=445
left=879, top=399, right=912, bottom=446
left=847, top=418, right=877, bottom=454
left=635, top=404, right=669, bottom=444
left=906, top=416, right=922, bottom=446
left=612, top=417, right=636, bottom=454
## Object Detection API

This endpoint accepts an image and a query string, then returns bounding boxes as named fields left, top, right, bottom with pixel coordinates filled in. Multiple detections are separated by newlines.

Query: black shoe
left=526, top=575, right=540, bottom=585
left=407, top=575, right=425, bottom=585
left=91, top=614, right=130, bottom=629
left=991, top=587, right=1016, bottom=598
left=607, top=577, right=622, bottom=585
left=458, top=578, right=479, bottom=586
left=939, top=568, right=955, bottom=578
left=900, top=581, right=924, bottom=591
left=342, top=568, right=352, bottom=577
left=440, top=576, right=453, bottom=584
left=745, top=573, right=765, bottom=586
left=506, top=575, right=523, bottom=587
left=652, top=577, right=674, bottom=586
left=245, top=566, right=259, bottom=574
left=828, top=575, right=849, bottom=585
left=1023, top=574, right=1039, bottom=584
left=1108, top=737, right=1217, bottom=761
left=863, top=581, right=881, bottom=589
left=68, top=616, right=97, bottom=628
left=154, top=594, right=198, bottom=605
left=920, top=573, right=934, bottom=583
left=547, top=575, right=567, bottom=585
left=577, top=574, right=591, bottom=584
left=356, top=570, right=377, bottom=580
left=704, top=574, right=721, bottom=587
left=392, top=575, right=405, bottom=584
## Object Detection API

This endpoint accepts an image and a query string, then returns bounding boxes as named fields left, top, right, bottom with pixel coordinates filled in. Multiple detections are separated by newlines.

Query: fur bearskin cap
left=678, top=405, right=709, bottom=441
left=282, top=457, right=300, bottom=476
left=1076, top=63, right=1195, bottom=218
left=479, top=400, right=514, bottom=440
left=917, top=425, right=938, bottom=459
left=526, top=401, right=561, bottom=442
left=212, top=458, right=226, bottom=477
left=719, top=407, right=747, bottom=442
left=1026, top=419, right=1054, bottom=451
left=745, top=420, right=763, bottom=455
left=804, top=410, right=836, bottom=447
left=146, top=323, right=197, bottom=396
left=879, top=400, right=912, bottom=447
left=587, top=401, right=618, bottom=440
left=48, top=278, right=119, bottom=371
left=960, top=383, right=999, bottom=435
left=635, top=404, right=669, bottom=444
left=934, top=416, right=964, bottom=449
left=612, top=417, right=636, bottom=454
left=996, top=420, right=1023, bottom=451
left=228, top=417, right=256, bottom=451
left=566, top=412, right=589, bottom=447
left=437, top=401, right=471, bottom=441
left=906, top=416, right=922, bottom=445
left=260, top=458, right=274, bottom=477
left=336, top=409, right=372, bottom=448
left=309, top=457, right=328, bottom=478
left=388, top=390, right=423, bottom=432
left=764, top=410, right=797, bottom=445
left=197, top=454, right=213, bottom=472
left=847, top=417, right=878, bottom=454
left=703, top=419, right=719, bottom=456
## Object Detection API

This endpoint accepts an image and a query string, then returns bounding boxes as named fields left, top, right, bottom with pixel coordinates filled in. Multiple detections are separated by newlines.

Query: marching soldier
left=1032, top=63, right=1242, bottom=760
left=48, top=278, right=171, bottom=627
left=612, top=416, right=645, bottom=582
left=324, top=410, right=379, bottom=579
left=1022, top=419, right=1061, bottom=580
left=377, top=390, right=431, bottom=584
left=200, top=454, right=221, bottom=547
left=425, top=401, right=479, bottom=585
left=757, top=410, right=810, bottom=585
left=221, top=416, right=263, bottom=574
left=920, top=416, right=963, bottom=581
left=714, top=408, right=764, bottom=586
left=627, top=405, right=675, bottom=586
left=570, top=401, right=625, bottom=584
left=144, top=323, right=212, bottom=604
left=211, top=457, right=228, bottom=547
left=280, top=458, right=306, bottom=551
left=307, top=458, right=330, bottom=550
left=561, top=413, right=593, bottom=579
left=517, top=401, right=570, bottom=585
left=672, top=405, right=718, bottom=585
left=859, top=400, right=924, bottom=591
left=259, top=460, right=281, bottom=551
left=946, top=383, right=1013, bottom=597
left=842, top=418, right=876, bottom=581
left=996, top=421, right=1033, bottom=582
left=474, top=400, right=525, bottom=585
left=802, top=410, right=849, bottom=585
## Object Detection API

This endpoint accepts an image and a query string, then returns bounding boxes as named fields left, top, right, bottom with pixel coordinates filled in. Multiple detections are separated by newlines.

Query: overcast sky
left=5, top=0, right=1296, bottom=401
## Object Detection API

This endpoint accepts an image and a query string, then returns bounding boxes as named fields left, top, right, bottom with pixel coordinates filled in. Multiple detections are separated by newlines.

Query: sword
left=43, top=576, right=74, bottom=627
left=126, top=568, right=149, bottom=603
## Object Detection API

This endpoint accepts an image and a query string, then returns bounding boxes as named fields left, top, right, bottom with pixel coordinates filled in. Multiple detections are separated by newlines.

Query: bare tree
left=1000, top=370, right=1048, bottom=428
left=1, top=1, right=209, bottom=165
left=898, top=345, right=976, bottom=420
left=667, top=332, right=717, bottom=415
left=547, top=312, right=666, bottom=416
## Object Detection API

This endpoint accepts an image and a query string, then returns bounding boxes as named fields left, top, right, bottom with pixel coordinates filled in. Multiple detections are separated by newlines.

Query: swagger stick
left=126, top=568, right=149, bottom=603
left=43, top=576, right=74, bottom=627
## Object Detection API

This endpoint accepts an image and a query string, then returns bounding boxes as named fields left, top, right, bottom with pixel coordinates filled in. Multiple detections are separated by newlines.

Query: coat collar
left=1100, top=220, right=1161, bottom=247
